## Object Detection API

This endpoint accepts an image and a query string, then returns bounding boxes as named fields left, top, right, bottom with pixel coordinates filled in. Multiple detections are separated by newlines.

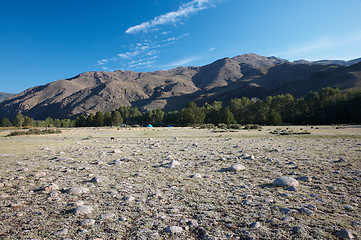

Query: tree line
left=1, top=87, right=360, bottom=128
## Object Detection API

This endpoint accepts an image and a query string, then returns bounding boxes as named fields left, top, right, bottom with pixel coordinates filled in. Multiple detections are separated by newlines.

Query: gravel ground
left=0, top=126, right=360, bottom=240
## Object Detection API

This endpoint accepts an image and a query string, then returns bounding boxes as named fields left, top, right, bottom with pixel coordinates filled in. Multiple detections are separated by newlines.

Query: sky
left=1, top=0, right=361, bottom=93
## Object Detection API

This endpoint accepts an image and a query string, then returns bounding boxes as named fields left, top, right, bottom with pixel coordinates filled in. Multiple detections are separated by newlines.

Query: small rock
left=228, top=163, right=246, bottom=172
left=168, top=160, right=181, bottom=168
left=112, top=149, right=121, bottom=153
left=296, top=176, right=312, bottom=182
left=250, top=222, right=261, bottom=228
left=90, top=177, right=103, bottom=184
left=80, top=219, right=95, bottom=226
left=292, top=226, right=306, bottom=235
left=53, top=228, right=68, bottom=236
left=186, top=219, right=199, bottom=228
left=73, top=205, right=93, bottom=215
left=72, top=200, right=84, bottom=207
left=272, top=177, right=299, bottom=187
left=49, top=191, right=59, bottom=198
left=345, top=205, right=354, bottom=211
left=286, top=186, right=298, bottom=191
left=123, top=196, right=135, bottom=202
left=66, top=187, right=89, bottom=195
left=191, top=173, right=202, bottom=178
left=44, top=183, right=59, bottom=192
left=334, top=157, right=346, bottom=163
left=335, top=229, right=355, bottom=239
left=164, top=226, right=183, bottom=234
left=299, top=207, right=314, bottom=216
left=281, top=216, right=295, bottom=222
left=34, top=172, right=47, bottom=178
left=100, top=213, right=115, bottom=220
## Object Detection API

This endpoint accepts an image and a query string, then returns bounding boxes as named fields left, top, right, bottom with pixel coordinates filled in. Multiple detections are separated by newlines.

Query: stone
left=53, top=228, right=68, bottom=236
left=123, top=196, right=135, bottom=202
left=186, top=219, right=199, bottom=228
left=228, top=163, right=246, bottom=172
left=296, top=176, right=312, bottom=182
left=66, top=187, right=89, bottom=195
left=286, top=186, right=298, bottom=191
left=272, top=177, right=299, bottom=187
left=168, top=160, right=181, bottom=168
left=100, top=213, right=115, bottom=220
left=49, top=191, right=59, bottom=198
left=164, top=226, right=183, bottom=234
left=335, top=229, right=355, bottom=239
left=44, top=183, right=59, bottom=192
left=250, top=222, right=261, bottom=228
left=191, top=173, right=202, bottom=178
left=90, top=177, right=103, bottom=184
left=73, top=205, right=93, bottom=215
left=281, top=216, right=295, bottom=222
left=112, top=149, right=121, bottom=153
left=72, top=200, right=84, bottom=207
left=80, top=219, right=95, bottom=226
left=299, top=207, right=314, bottom=216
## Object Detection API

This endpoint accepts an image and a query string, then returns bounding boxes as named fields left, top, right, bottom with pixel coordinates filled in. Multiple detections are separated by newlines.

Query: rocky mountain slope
left=0, top=92, right=16, bottom=103
left=1, top=53, right=361, bottom=120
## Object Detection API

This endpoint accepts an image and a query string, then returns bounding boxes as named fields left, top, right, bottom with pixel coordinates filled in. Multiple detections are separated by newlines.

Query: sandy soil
left=0, top=126, right=360, bottom=239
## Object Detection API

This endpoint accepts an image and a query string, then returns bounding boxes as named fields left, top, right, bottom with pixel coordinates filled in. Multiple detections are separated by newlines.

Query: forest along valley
left=0, top=126, right=360, bottom=239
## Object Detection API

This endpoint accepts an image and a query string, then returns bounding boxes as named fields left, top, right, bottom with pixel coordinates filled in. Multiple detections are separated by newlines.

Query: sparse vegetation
left=0, top=127, right=360, bottom=239
left=7, top=128, right=61, bottom=136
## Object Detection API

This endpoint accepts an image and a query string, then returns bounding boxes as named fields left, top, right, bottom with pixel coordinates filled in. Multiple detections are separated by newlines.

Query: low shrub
left=7, top=128, right=61, bottom=136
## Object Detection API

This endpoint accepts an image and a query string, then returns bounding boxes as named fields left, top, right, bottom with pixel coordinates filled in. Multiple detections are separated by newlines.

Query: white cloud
left=166, top=57, right=198, bottom=67
left=209, top=47, right=215, bottom=51
left=97, top=59, right=109, bottom=65
left=94, top=33, right=190, bottom=70
left=125, top=0, right=214, bottom=34
left=277, top=32, right=361, bottom=60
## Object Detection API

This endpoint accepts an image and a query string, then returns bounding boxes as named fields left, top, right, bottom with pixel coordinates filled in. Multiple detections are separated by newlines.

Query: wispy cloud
left=209, top=47, right=215, bottom=51
left=166, top=57, right=199, bottom=68
left=278, top=32, right=361, bottom=60
left=126, top=0, right=214, bottom=34
left=94, top=33, right=190, bottom=71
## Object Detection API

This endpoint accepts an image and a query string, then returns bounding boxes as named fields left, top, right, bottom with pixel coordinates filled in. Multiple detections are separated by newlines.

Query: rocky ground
left=0, top=126, right=360, bottom=240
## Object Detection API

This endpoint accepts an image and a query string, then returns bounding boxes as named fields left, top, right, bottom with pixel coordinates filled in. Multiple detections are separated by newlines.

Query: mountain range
left=1, top=53, right=361, bottom=120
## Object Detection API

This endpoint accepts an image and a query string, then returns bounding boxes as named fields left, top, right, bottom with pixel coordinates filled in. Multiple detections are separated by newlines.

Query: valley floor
left=0, top=126, right=360, bottom=239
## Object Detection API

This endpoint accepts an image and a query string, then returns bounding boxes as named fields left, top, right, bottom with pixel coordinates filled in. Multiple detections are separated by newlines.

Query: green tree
left=94, top=111, right=105, bottom=127
left=144, top=109, right=165, bottom=126
left=104, top=112, right=112, bottom=126
left=45, top=117, right=54, bottom=127
left=219, top=107, right=236, bottom=125
left=268, top=109, right=282, bottom=125
left=85, top=113, right=95, bottom=127
left=180, top=101, right=205, bottom=126
left=111, top=110, right=123, bottom=126
left=74, top=115, right=86, bottom=127
left=61, top=119, right=72, bottom=128
left=53, top=119, right=62, bottom=128
left=164, top=111, right=180, bottom=126
left=1, top=117, right=12, bottom=127
left=13, top=113, right=25, bottom=127
left=23, top=116, right=34, bottom=127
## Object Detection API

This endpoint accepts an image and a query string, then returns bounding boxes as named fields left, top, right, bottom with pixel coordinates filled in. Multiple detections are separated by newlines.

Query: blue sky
left=1, top=0, right=361, bottom=93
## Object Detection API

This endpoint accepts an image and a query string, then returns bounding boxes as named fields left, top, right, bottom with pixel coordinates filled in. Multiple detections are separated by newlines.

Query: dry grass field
left=0, top=126, right=360, bottom=239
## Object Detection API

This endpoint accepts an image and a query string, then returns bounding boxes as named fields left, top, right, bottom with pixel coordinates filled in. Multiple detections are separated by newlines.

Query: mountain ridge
left=1, top=53, right=361, bottom=120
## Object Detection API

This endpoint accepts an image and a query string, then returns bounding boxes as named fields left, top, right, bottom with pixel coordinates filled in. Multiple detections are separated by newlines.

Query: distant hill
left=294, top=57, right=361, bottom=66
left=0, top=92, right=16, bottom=103
left=0, top=53, right=360, bottom=120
